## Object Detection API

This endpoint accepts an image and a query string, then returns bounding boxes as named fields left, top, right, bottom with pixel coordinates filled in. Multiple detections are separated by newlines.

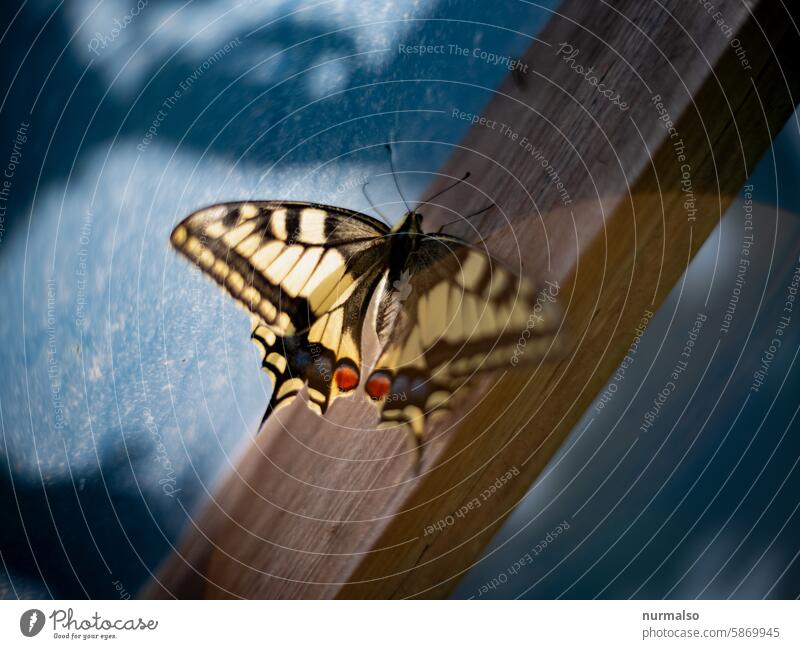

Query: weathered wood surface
left=145, top=0, right=800, bottom=598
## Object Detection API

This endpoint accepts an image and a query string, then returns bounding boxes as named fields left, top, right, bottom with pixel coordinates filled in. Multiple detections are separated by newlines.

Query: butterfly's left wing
left=366, top=235, right=563, bottom=449
left=171, top=200, right=391, bottom=417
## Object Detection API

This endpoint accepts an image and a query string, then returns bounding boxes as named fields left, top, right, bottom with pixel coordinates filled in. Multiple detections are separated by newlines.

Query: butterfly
left=170, top=184, right=562, bottom=460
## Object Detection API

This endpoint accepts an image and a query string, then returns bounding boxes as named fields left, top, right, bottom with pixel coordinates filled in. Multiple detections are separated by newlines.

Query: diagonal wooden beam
left=145, top=0, right=800, bottom=599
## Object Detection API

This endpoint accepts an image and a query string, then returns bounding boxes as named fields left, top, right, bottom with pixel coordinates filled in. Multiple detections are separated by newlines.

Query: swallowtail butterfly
left=170, top=187, right=561, bottom=458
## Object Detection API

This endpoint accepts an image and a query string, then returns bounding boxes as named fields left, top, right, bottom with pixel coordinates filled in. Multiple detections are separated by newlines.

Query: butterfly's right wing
left=171, top=201, right=390, bottom=415
left=367, top=235, right=563, bottom=448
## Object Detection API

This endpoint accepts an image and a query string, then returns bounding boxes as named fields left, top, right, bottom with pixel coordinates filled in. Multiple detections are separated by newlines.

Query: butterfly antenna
left=421, top=172, right=471, bottom=205
left=361, top=180, right=391, bottom=226
left=436, top=202, right=495, bottom=234
left=385, top=143, right=412, bottom=214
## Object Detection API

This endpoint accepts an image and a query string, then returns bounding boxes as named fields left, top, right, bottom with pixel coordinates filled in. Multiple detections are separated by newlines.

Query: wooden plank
left=144, top=0, right=800, bottom=599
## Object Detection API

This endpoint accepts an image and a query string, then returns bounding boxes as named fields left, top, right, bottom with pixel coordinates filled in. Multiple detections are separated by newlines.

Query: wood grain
left=144, top=0, right=800, bottom=599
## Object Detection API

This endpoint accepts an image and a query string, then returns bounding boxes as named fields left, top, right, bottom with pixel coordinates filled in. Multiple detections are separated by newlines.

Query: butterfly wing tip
left=170, top=225, right=188, bottom=248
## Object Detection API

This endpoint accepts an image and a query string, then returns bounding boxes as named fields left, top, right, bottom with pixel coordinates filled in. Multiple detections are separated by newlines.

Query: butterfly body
left=171, top=198, right=560, bottom=460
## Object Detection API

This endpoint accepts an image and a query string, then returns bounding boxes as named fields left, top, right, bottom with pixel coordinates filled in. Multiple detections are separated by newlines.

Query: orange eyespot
left=334, top=365, right=359, bottom=391
left=366, top=372, right=392, bottom=400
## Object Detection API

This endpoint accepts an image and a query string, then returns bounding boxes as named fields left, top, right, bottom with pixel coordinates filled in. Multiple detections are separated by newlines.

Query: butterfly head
left=393, top=210, right=423, bottom=236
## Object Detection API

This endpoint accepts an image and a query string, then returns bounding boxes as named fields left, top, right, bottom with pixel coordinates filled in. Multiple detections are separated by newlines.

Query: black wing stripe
left=201, top=233, right=314, bottom=333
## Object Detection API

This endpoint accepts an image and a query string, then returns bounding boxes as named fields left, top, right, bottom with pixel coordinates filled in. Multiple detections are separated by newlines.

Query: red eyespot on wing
left=334, top=364, right=359, bottom=391
left=366, top=372, right=392, bottom=400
